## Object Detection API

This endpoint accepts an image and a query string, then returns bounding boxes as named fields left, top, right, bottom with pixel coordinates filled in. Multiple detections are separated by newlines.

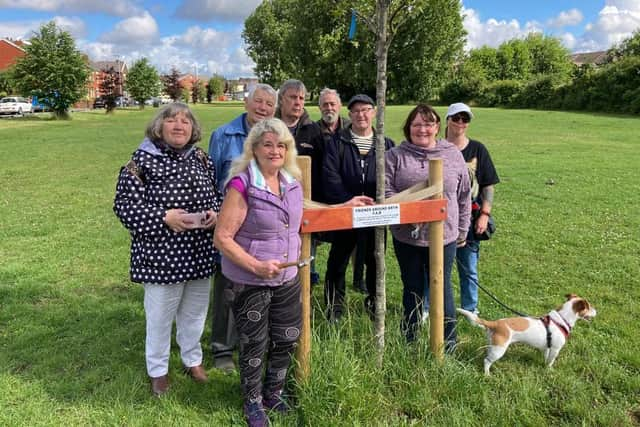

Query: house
left=570, top=51, right=608, bottom=67
left=0, top=38, right=26, bottom=71
left=89, top=59, right=128, bottom=100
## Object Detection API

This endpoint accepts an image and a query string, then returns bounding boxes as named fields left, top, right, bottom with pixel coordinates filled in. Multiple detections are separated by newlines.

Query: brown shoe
left=150, top=375, right=169, bottom=396
left=183, top=364, right=208, bottom=383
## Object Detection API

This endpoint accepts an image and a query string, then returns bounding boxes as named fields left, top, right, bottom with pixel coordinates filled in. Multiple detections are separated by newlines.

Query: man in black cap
left=321, top=94, right=395, bottom=321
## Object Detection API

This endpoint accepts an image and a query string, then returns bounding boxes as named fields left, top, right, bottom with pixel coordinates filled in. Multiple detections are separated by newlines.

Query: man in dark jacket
left=296, top=88, right=351, bottom=286
left=322, top=94, right=394, bottom=321
left=275, top=79, right=313, bottom=137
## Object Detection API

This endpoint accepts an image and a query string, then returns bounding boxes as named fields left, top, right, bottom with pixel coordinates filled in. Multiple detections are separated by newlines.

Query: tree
left=162, top=68, right=182, bottom=102
left=243, top=0, right=464, bottom=102
left=191, top=78, right=205, bottom=104
left=0, top=70, right=15, bottom=97
left=12, top=21, right=90, bottom=119
left=207, top=75, right=225, bottom=102
left=126, top=57, right=160, bottom=109
left=99, top=66, right=121, bottom=113
left=607, top=29, right=640, bottom=61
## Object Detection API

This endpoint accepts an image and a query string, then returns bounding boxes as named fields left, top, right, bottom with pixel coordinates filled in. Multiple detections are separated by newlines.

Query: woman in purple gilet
left=214, top=118, right=372, bottom=427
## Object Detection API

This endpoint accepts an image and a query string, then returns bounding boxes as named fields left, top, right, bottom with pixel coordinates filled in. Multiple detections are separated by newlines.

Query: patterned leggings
left=230, top=277, right=302, bottom=402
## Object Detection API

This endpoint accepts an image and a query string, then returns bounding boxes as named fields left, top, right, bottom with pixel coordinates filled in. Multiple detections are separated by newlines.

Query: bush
left=476, top=79, right=522, bottom=107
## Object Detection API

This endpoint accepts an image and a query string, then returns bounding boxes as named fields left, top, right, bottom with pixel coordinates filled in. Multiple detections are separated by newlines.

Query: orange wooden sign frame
left=300, top=199, right=447, bottom=233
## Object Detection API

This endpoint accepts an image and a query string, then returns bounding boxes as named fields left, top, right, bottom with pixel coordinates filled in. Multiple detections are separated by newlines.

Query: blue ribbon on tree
left=348, top=10, right=357, bottom=40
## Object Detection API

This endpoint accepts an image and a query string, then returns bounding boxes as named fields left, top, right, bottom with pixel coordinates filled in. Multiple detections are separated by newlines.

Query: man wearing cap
left=322, top=94, right=395, bottom=321
left=208, top=83, right=277, bottom=371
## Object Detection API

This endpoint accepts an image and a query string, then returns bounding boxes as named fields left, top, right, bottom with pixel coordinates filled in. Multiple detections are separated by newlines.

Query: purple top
left=221, top=166, right=303, bottom=286
left=385, top=139, right=471, bottom=246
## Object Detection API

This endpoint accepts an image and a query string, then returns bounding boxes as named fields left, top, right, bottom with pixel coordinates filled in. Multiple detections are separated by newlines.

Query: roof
left=91, top=60, right=128, bottom=73
left=0, top=38, right=27, bottom=52
left=570, top=51, right=608, bottom=66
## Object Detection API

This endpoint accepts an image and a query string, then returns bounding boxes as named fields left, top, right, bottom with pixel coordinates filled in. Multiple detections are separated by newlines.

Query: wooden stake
left=295, top=156, right=312, bottom=382
left=428, top=159, right=445, bottom=361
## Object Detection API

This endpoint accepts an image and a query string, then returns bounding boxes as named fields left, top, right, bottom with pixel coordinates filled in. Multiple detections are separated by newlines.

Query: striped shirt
left=350, top=130, right=374, bottom=155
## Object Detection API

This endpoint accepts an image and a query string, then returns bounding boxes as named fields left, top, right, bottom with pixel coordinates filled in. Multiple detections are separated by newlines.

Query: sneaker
left=214, top=355, right=235, bottom=373
left=263, top=390, right=289, bottom=414
left=310, top=272, right=320, bottom=286
left=364, top=296, right=375, bottom=321
left=420, top=310, right=429, bottom=324
left=244, top=400, right=270, bottom=427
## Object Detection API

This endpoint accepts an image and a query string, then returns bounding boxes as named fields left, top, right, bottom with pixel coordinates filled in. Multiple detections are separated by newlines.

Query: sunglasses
left=449, top=113, right=471, bottom=123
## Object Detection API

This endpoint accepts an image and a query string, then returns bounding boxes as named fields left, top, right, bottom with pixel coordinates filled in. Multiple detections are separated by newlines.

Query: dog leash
left=476, top=282, right=530, bottom=317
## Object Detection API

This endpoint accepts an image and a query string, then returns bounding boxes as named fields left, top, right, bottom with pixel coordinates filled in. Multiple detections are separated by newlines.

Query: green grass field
left=1, top=105, right=639, bottom=426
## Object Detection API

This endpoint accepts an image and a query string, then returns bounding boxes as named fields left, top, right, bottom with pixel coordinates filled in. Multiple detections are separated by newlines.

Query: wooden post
left=428, top=159, right=445, bottom=361
left=295, top=156, right=312, bottom=381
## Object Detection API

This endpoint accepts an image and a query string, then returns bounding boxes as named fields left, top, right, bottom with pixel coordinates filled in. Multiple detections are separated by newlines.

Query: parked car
left=93, top=97, right=107, bottom=109
left=31, top=96, right=50, bottom=112
left=0, top=96, right=33, bottom=116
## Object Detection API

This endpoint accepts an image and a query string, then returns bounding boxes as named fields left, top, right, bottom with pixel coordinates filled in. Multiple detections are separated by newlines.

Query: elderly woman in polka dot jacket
left=114, top=103, right=222, bottom=397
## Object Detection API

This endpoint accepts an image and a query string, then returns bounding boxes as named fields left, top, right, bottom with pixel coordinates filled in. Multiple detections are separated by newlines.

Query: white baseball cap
left=446, top=102, right=474, bottom=118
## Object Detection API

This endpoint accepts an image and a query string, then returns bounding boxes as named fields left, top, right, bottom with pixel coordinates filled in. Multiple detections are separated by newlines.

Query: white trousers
left=143, top=278, right=211, bottom=378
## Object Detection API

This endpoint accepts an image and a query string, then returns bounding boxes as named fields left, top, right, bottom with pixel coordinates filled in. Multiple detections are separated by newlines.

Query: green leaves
left=125, top=58, right=160, bottom=107
left=12, top=21, right=89, bottom=118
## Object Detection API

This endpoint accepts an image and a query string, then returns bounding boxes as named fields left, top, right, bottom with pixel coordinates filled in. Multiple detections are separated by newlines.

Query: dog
left=457, top=294, right=596, bottom=375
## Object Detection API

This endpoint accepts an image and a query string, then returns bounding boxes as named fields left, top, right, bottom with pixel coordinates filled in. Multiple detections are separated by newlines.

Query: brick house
left=89, top=59, right=128, bottom=100
left=0, top=38, right=26, bottom=72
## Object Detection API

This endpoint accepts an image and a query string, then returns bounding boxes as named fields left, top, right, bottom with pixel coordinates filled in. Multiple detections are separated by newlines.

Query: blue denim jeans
left=456, top=239, right=480, bottom=312
left=393, top=238, right=457, bottom=347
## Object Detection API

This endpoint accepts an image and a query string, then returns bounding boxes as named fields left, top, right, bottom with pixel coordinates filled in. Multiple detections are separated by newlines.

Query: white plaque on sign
left=352, top=204, right=401, bottom=228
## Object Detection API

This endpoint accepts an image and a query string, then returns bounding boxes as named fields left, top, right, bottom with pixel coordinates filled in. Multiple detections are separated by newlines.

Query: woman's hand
left=341, top=195, right=375, bottom=207
left=254, top=259, right=283, bottom=279
left=203, top=209, right=217, bottom=229
left=164, top=209, right=190, bottom=232
left=474, top=212, right=489, bottom=235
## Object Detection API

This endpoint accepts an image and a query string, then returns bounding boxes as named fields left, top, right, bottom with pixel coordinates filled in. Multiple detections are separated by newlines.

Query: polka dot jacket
left=114, top=138, right=223, bottom=285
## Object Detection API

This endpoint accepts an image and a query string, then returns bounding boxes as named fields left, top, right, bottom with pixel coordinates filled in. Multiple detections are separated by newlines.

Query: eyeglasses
left=260, top=141, right=287, bottom=151
left=449, top=113, right=471, bottom=123
left=411, top=122, right=438, bottom=129
left=351, top=107, right=374, bottom=115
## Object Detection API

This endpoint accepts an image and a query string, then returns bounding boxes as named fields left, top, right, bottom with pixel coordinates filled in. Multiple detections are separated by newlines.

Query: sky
left=1, top=0, right=639, bottom=79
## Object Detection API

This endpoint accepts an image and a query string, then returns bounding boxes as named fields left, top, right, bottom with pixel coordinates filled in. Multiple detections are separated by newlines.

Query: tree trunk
left=373, top=0, right=390, bottom=367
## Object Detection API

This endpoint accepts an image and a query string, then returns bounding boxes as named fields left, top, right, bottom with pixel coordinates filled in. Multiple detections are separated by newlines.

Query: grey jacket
left=385, top=139, right=471, bottom=246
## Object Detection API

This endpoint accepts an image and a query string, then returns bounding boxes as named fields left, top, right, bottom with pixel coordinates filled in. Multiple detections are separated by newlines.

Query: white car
left=0, top=96, right=33, bottom=116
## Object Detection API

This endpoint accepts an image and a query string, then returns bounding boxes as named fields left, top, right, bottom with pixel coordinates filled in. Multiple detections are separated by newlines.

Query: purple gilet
left=221, top=166, right=303, bottom=286
left=385, top=139, right=471, bottom=246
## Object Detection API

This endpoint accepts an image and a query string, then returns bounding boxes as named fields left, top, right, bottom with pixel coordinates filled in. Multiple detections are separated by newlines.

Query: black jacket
left=296, top=116, right=349, bottom=202
left=322, top=126, right=394, bottom=204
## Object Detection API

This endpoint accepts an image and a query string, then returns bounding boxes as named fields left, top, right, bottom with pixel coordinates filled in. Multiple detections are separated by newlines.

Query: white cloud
left=0, top=15, right=85, bottom=39
left=547, top=9, right=583, bottom=29
left=83, top=22, right=256, bottom=78
left=462, top=7, right=542, bottom=50
left=99, top=11, right=159, bottom=46
left=0, top=0, right=141, bottom=17
left=174, top=0, right=262, bottom=22
left=573, top=0, right=640, bottom=52
left=51, top=15, right=86, bottom=38
left=462, top=2, right=640, bottom=54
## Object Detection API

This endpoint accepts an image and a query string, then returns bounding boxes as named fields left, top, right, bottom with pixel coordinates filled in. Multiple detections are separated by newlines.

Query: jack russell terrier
left=457, top=294, right=596, bottom=375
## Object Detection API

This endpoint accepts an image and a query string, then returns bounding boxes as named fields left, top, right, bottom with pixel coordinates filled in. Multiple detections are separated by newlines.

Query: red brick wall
left=0, top=40, right=26, bottom=71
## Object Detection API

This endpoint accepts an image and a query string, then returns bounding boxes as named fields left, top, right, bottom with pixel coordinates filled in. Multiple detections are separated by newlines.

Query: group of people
left=113, top=79, right=498, bottom=427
